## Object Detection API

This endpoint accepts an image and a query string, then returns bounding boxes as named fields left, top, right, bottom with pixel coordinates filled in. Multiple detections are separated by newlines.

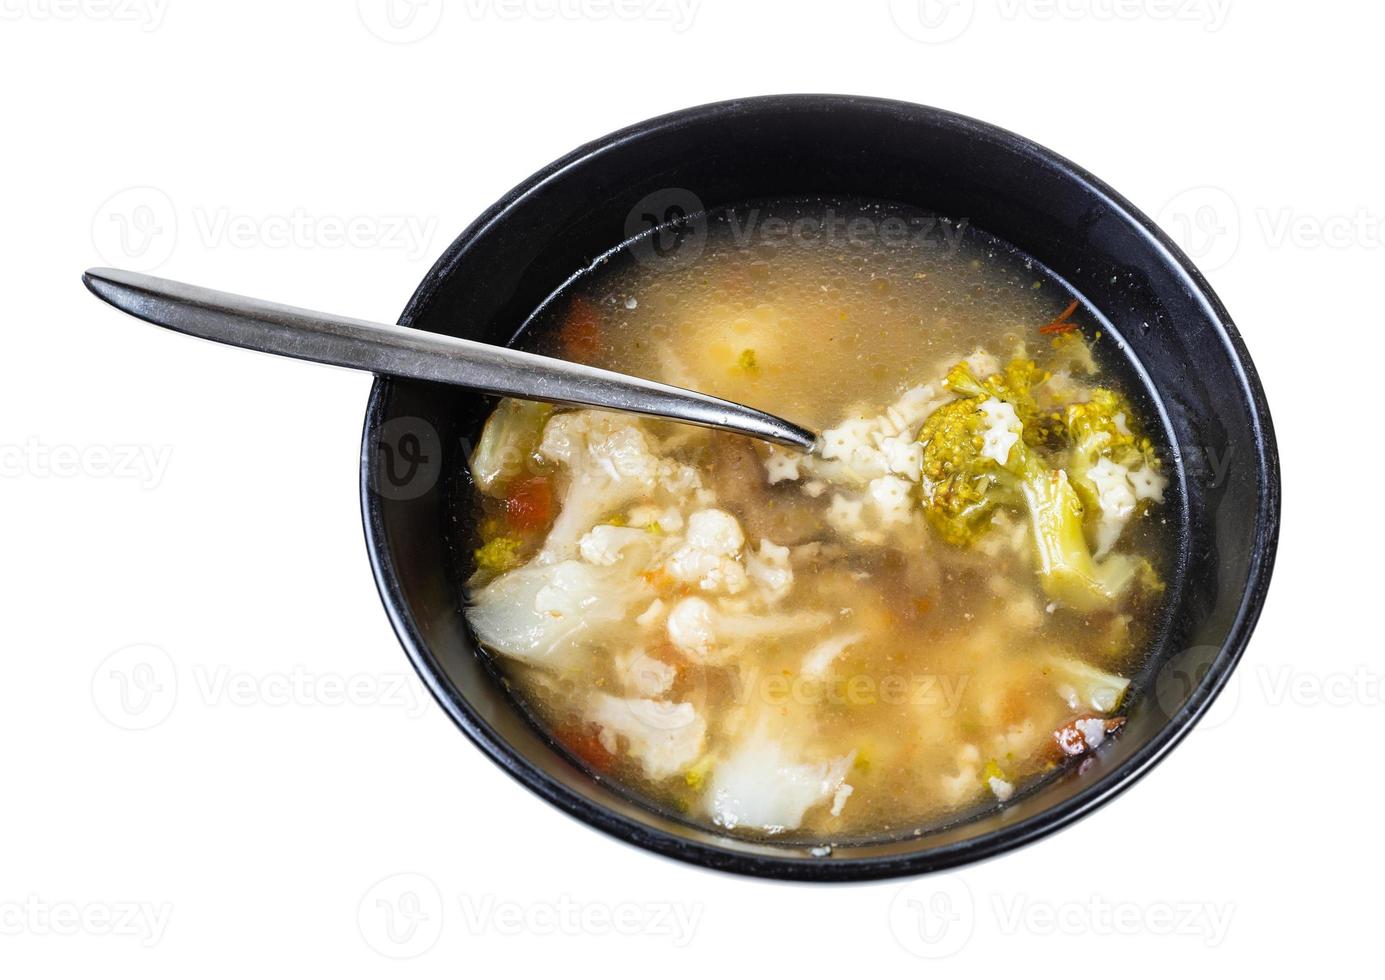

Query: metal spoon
left=81, top=267, right=819, bottom=452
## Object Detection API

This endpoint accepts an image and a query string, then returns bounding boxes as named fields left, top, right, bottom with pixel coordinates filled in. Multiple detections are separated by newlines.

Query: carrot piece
left=555, top=724, right=615, bottom=772
left=1038, top=299, right=1081, bottom=335
left=504, top=475, right=554, bottom=533
left=560, top=296, right=601, bottom=360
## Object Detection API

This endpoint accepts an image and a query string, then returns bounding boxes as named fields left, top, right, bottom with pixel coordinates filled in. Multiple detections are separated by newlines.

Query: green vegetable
left=473, top=535, right=525, bottom=575
left=917, top=360, right=1152, bottom=611
left=1022, top=464, right=1141, bottom=611
left=1048, top=331, right=1097, bottom=375
left=915, top=358, right=1049, bottom=546
left=1064, top=389, right=1160, bottom=503
left=916, top=395, right=1012, bottom=545
left=683, top=754, right=714, bottom=790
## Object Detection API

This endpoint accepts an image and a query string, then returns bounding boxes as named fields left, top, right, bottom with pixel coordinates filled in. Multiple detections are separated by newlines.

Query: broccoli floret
left=944, top=357, right=1043, bottom=416
left=1066, top=389, right=1140, bottom=460
left=1048, top=331, right=1097, bottom=375
left=917, top=362, right=1151, bottom=611
left=916, top=360, right=1047, bottom=545
left=1065, top=389, right=1164, bottom=482
left=1064, top=389, right=1167, bottom=555
left=1021, top=464, right=1143, bottom=611
left=916, top=396, right=1012, bottom=545
left=473, top=535, right=525, bottom=576
left=945, top=357, right=1066, bottom=449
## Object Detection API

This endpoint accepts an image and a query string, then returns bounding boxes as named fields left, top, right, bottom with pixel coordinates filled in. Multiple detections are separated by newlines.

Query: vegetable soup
left=462, top=201, right=1172, bottom=842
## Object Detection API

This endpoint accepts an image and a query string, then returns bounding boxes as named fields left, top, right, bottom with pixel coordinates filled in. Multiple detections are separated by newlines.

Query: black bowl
left=360, top=95, right=1279, bottom=881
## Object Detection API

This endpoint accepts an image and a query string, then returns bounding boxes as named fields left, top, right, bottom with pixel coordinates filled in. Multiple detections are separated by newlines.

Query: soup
left=461, top=201, right=1171, bottom=842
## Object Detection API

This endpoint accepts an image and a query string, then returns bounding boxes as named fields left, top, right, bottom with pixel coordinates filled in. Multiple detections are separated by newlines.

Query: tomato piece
left=555, top=724, right=615, bottom=772
left=560, top=296, right=601, bottom=361
left=505, top=476, right=553, bottom=533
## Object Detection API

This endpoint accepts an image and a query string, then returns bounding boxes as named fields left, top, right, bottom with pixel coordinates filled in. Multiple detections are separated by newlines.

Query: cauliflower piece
left=616, top=648, right=677, bottom=698
left=978, top=397, right=1022, bottom=466
left=655, top=458, right=705, bottom=498
left=587, top=693, right=706, bottom=780
left=745, top=539, right=793, bottom=603
left=536, top=412, right=661, bottom=563
left=800, top=632, right=864, bottom=678
left=578, top=524, right=651, bottom=566
left=939, top=743, right=982, bottom=805
left=684, top=508, right=743, bottom=552
left=666, top=597, right=716, bottom=660
left=990, top=719, right=1040, bottom=764
left=705, top=729, right=856, bottom=833
left=666, top=597, right=832, bottom=663
left=467, top=560, right=645, bottom=667
left=626, top=504, right=684, bottom=533
left=634, top=598, right=666, bottom=630
left=665, top=508, right=748, bottom=593
left=988, top=774, right=1015, bottom=802
left=665, top=550, right=748, bottom=593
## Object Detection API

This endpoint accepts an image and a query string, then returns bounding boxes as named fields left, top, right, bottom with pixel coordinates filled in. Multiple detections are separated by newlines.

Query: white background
left=0, top=0, right=1365, bottom=973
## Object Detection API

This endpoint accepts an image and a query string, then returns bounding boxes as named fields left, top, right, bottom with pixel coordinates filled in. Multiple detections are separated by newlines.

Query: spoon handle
left=82, top=268, right=817, bottom=452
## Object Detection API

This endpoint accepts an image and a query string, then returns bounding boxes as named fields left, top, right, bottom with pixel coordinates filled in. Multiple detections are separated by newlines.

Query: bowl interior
left=361, top=95, right=1278, bottom=880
